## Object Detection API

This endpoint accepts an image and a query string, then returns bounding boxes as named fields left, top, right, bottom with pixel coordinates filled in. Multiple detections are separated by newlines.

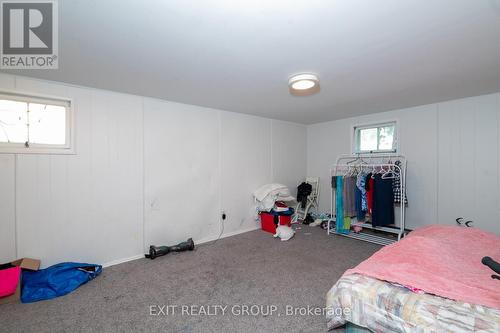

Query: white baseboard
left=102, top=254, right=145, bottom=268
left=195, top=225, right=260, bottom=245
left=102, top=225, right=261, bottom=268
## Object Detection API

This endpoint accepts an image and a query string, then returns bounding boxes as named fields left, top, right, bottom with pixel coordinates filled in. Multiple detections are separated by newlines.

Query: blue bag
left=269, top=207, right=295, bottom=216
left=21, top=262, right=102, bottom=303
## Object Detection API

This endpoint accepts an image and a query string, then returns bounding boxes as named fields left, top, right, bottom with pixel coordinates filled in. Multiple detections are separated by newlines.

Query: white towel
left=253, top=183, right=295, bottom=212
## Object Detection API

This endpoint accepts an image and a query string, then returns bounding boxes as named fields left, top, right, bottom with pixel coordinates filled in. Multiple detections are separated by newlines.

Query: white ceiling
left=3, top=0, right=500, bottom=124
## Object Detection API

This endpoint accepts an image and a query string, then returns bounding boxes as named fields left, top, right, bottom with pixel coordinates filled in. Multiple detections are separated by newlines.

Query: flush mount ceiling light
left=288, top=73, right=320, bottom=96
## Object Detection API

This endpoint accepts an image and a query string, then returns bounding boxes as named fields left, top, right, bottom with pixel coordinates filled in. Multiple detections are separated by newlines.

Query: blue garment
left=269, top=207, right=295, bottom=216
left=355, top=186, right=366, bottom=221
left=335, top=176, right=348, bottom=234
left=21, top=262, right=102, bottom=303
left=356, top=171, right=368, bottom=212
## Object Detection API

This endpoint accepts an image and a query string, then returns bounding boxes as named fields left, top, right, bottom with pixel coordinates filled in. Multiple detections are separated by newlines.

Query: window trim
left=0, top=91, right=74, bottom=155
left=352, top=120, right=398, bottom=154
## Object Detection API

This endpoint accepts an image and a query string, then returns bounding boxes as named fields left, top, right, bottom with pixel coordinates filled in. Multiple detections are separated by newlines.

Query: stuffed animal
left=273, top=225, right=295, bottom=241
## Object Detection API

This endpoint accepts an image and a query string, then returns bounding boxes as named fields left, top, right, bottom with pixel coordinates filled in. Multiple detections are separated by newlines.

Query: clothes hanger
left=351, top=166, right=356, bottom=176
left=346, top=156, right=360, bottom=166
left=371, top=163, right=376, bottom=175
left=382, top=168, right=396, bottom=179
left=381, top=159, right=396, bottom=179
left=342, top=165, right=350, bottom=178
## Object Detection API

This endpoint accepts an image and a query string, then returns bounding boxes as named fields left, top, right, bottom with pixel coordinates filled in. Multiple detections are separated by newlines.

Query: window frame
left=352, top=121, right=398, bottom=154
left=0, top=91, right=74, bottom=155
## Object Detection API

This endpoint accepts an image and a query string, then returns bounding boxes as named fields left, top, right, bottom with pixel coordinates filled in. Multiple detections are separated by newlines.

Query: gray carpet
left=0, top=227, right=380, bottom=333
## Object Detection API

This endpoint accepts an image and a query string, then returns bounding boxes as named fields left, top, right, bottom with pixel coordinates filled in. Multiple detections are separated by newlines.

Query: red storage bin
left=260, top=212, right=292, bottom=234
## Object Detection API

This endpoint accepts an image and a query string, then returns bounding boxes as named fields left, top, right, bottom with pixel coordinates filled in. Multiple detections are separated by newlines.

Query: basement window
left=0, top=93, right=72, bottom=154
left=354, top=122, right=397, bottom=154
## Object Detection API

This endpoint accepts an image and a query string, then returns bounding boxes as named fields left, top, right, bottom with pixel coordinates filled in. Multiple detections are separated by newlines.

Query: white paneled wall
left=307, top=93, right=500, bottom=235
left=437, top=94, right=500, bottom=234
left=0, top=154, right=16, bottom=263
left=0, top=76, right=16, bottom=263
left=143, top=104, right=307, bottom=246
left=143, top=99, right=221, bottom=246
left=220, top=112, right=273, bottom=235
left=0, top=74, right=307, bottom=267
left=7, top=77, right=145, bottom=267
left=271, top=120, right=308, bottom=192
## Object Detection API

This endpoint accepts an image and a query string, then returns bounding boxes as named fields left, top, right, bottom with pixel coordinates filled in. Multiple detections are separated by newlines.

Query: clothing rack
left=327, top=153, right=407, bottom=245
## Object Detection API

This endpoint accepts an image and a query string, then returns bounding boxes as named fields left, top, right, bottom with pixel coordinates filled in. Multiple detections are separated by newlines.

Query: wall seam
left=270, top=119, right=274, bottom=181
left=13, top=76, right=18, bottom=259
left=218, top=110, right=223, bottom=231
left=497, top=94, right=500, bottom=223
left=305, top=125, right=309, bottom=179
left=14, top=154, right=18, bottom=259
left=473, top=101, right=477, bottom=223
left=435, top=104, right=440, bottom=225
left=141, top=97, right=146, bottom=253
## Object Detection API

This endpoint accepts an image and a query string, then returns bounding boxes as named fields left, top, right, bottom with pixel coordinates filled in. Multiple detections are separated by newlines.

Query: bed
left=325, top=225, right=500, bottom=332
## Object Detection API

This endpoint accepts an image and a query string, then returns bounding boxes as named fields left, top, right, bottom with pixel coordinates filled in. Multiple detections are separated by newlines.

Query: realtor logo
left=1, top=0, right=58, bottom=69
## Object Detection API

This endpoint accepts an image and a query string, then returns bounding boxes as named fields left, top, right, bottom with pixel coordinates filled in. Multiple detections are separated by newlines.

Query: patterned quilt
left=326, top=274, right=500, bottom=332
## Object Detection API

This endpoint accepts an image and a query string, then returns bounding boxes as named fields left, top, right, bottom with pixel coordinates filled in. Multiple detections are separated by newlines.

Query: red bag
left=260, top=212, right=292, bottom=234
left=0, top=266, right=21, bottom=297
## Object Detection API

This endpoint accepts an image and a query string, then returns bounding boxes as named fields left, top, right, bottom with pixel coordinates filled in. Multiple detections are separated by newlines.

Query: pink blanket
left=345, top=225, right=500, bottom=309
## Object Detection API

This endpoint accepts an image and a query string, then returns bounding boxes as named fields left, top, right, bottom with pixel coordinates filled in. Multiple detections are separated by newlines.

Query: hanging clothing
left=297, top=182, right=312, bottom=209
left=392, top=160, right=408, bottom=205
left=343, top=176, right=357, bottom=217
left=356, top=171, right=368, bottom=222
left=372, top=174, right=394, bottom=227
left=356, top=171, right=368, bottom=212
left=335, top=176, right=348, bottom=234
left=365, top=173, right=374, bottom=214
left=354, top=186, right=366, bottom=221
left=344, top=216, right=352, bottom=232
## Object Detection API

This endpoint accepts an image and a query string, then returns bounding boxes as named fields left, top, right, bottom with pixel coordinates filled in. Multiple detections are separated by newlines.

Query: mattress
left=326, top=273, right=500, bottom=332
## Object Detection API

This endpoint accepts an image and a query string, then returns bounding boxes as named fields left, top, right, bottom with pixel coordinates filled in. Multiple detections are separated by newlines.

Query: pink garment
left=345, top=225, right=500, bottom=309
left=0, top=266, right=21, bottom=297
